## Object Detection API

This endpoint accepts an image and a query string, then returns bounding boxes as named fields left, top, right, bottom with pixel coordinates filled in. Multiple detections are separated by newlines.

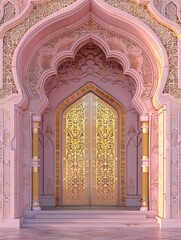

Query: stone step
left=27, top=210, right=156, bottom=217
left=24, top=218, right=157, bottom=223
left=22, top=210, right=158, bottom=228
left=34, top=213, right=147, bottom=219
left=22, top=221, right=158, bottom=228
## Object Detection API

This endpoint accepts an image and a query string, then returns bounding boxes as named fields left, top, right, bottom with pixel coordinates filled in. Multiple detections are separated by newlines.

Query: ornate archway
left=11, top=0, right=168, bottom=217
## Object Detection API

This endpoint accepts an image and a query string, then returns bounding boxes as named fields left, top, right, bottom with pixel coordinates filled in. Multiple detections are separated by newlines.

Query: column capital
left=140, top=115, right=149, bottom=122
left=32, top=115, right=41, bottom=122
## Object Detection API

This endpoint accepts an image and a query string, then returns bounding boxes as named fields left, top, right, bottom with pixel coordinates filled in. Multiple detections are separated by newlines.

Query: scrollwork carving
left=0, top=1, right=16, bottom=25
left=44, top=43, right=136, bottom=98
left=105, top=0, right=180, bottom=98
left=0, top=109, right=3, bottom=218
left=96, top=102, right=117, bottom=202
left=164, top=2, right=181, bottom=27
left=63, top=102, right=86, bottom=204
left=3, top=128, right=11, bottom=218
left=153, top=0, right=164, bottom=12
left=1, top=0, right=76, bottom=99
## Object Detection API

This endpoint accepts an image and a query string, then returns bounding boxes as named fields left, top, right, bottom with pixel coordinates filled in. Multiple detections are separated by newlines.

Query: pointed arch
left=55, top=82, right=126, bottom=206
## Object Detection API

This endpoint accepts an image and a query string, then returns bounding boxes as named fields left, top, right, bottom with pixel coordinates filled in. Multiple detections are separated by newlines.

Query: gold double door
left=62, top=92, right=118, bottom=206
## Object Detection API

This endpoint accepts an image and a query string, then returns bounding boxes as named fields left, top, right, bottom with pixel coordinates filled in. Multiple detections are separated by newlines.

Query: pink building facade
left=0, top=0, right=181, bottom=228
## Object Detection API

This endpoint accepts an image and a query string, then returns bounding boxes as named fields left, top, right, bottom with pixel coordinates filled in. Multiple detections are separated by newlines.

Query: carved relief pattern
left=165, top=2, right=181, bottom=27
left=0, top=110, right=4, bottom=218
left=28, top=54, right=41, bottom=99
left=1, top=0, right=180, bottom=99
left=63, top=103, right=86, bottom=205
left=33, top=22, right=151, bottom=99
left=39, top=112, right=54, bottom=196
left=56, top=84, right=126, bottom=206
left=158, top=108, right=164, bottom=217
left=1, top=0, right=76, bottom=99
left=170, top=109, right=179, bottom=218
left=153, top=0, right=164, bottom=12
left=22, top=114, right=31, bottom=210
left=105, top=0, right=180, bottom=98
left=45, top=43, right=136, bottom=98
left=150, top=114, right=158, bottom=211
left=17, top=0, right=28, bottom=12
left=3, top=129, right=11, bottom=218
left=96, top=103, right=117, bottom=202
left=169, top=108, right=181, bottom=218
left=0, top=2, right=16, bottom=25
left=126, top=110, right=141, bottom=197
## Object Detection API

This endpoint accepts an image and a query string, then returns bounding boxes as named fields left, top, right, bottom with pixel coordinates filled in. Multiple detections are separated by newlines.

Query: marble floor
left=1, top=227, right=181, bottom=240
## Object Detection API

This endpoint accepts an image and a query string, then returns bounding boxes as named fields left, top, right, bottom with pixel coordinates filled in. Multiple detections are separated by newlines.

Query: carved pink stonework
left=45, top=43, right=136, bottom=97
left=27, top=19, right=153, bottom=102
left=0, top=0, right=181, bottom=228
left=0, top=109, right=3, bottom=219
left=150, top=113, right=158, bottom=212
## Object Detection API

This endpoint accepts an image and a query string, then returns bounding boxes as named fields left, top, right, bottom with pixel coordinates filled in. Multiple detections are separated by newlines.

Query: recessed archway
left=12, top=0, right=167, bottom=216
left=39, top=42, right=142, bottom=209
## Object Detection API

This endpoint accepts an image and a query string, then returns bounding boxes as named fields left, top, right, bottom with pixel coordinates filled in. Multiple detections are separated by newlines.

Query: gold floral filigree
left=63, top=102, right=86, bottom=205
left=96, top=102, right=117, bottom=202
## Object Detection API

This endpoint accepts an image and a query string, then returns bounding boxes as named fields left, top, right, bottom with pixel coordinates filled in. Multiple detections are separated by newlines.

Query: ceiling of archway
left=27, top=19, right=153, bottom=101
left=44, top=43, right=136, bottom=97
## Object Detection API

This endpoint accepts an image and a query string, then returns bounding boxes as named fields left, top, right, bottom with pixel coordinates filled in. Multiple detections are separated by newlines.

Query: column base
left=32, top=206, right=41, bottom=211
left=0, top=218, right=23, bottom=228
left=140, top=206, right=148, bottom=211
left=156, top=216, right=181, bottom=228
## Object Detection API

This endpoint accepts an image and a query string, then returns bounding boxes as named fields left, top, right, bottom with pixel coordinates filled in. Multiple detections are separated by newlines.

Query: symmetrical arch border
left=35, top=33, right=145, bottom=115
left=10, top=0, right=170, bottom=115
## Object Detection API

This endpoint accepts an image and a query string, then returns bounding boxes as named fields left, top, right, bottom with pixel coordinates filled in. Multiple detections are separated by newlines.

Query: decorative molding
left=0, top=109, right=4, bottom=219
left=44, top=43, right=136, bottom=97
left=27, top=20, right=152, bottom=100
left=0, top=0, right=77, bottom=97
left=3, top=128, right=11, bottom=218
left=0, top=1, right=17, bottom=25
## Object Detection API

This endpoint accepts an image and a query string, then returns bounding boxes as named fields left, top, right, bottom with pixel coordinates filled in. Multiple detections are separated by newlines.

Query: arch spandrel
left=2, top=0, right=181, bottom=106
left=4, top=1, right=169, bottom=112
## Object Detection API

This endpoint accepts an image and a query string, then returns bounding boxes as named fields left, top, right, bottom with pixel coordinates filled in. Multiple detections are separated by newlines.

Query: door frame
left=55, top=83, right=126, bottom=207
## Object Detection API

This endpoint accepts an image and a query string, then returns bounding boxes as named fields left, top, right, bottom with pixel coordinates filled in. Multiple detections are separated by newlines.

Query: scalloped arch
left=35, top=35, right=144, bottom=115
left=12, top=0, right=168, bottom=114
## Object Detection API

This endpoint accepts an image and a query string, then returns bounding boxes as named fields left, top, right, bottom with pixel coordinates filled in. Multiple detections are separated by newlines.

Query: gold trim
left=32, top=131, right=39, bottom=158
left=141, top=172, right=149, bottom=208
left=32, top=170, right=40, bottom=202
left=142, top=128, right=148, bottom=133
left=33, top=128, right=39, bottom=133
left=32, top=166, right=39, bottom=173
left=141, top=119, right=149, bottom=208
left=142, top=166, right=149, bottom=173
left=55, top=83, right=126, bottom=207
left=141, top=121, right=148, bottom=128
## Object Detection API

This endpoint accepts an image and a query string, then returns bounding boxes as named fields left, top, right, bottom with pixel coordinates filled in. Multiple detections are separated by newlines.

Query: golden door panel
left=62, top=92, right=118, bottom=206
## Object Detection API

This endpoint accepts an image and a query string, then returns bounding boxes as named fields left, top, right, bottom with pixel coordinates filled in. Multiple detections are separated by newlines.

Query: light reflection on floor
left=0, top=227, right=181, bottom=240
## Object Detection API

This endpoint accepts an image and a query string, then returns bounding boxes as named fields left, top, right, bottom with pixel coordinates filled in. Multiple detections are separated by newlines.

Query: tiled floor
left=1, top=228, right=181, bottom=240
